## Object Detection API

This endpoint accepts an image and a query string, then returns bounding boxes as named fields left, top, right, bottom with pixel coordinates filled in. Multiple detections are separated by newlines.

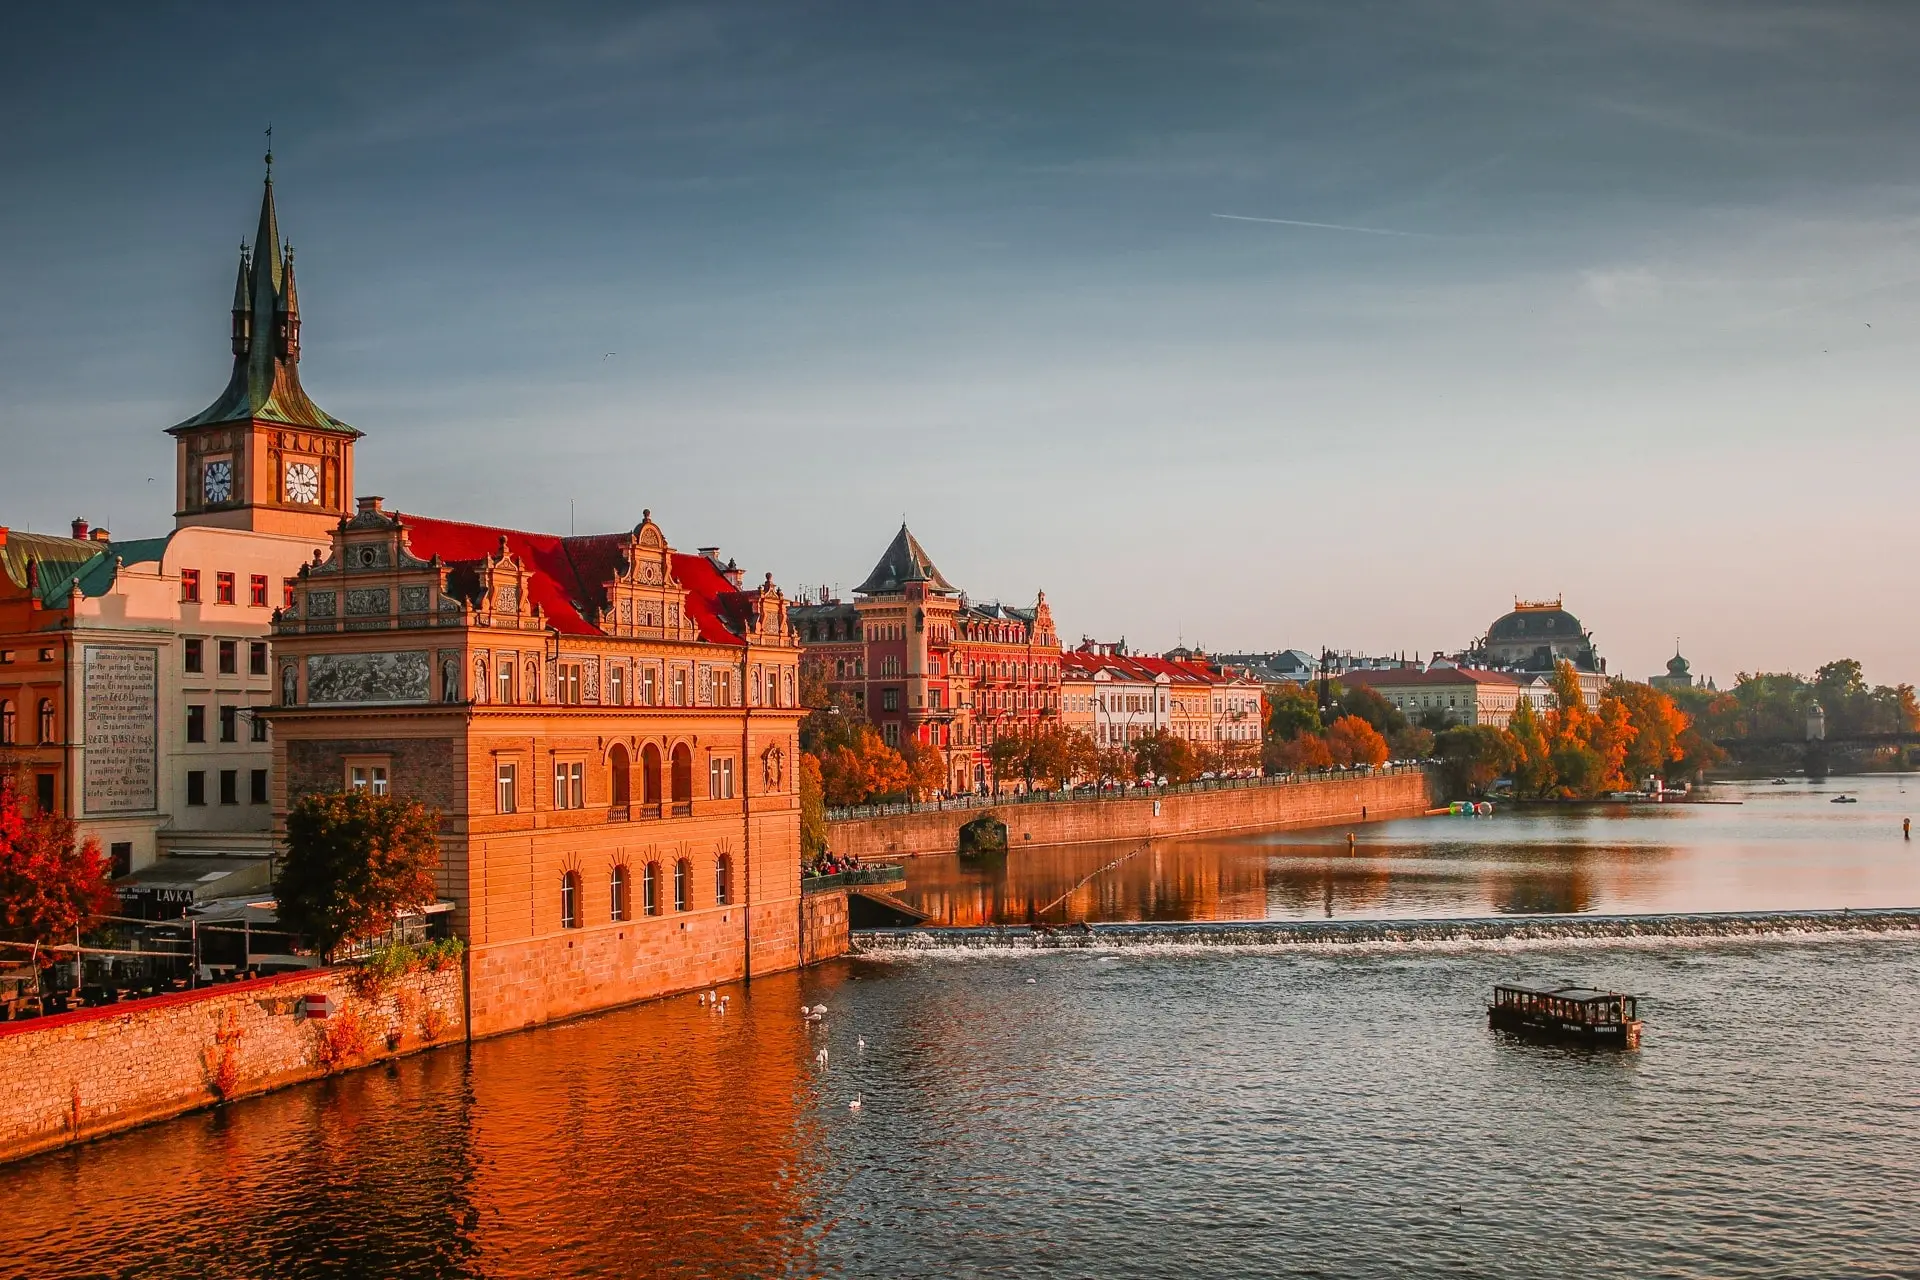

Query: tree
left=0, top=780, right=114, bottom=950
left=1133, top=730, right=1200, bottom=784
left=1389, top=725, right=1435, bottom=760
left=799, top=753, right=828, bottom=857
left=1270, top=734, right=1333, bottom=772
left=1266, top=685, right=1323, bottom=742
left=1334, top=685, right=1409, bottom=741
left=277, top=789, right=441, bottom=961
left=1506, top=698, right=1554, bottom=797
left=1606, top=682, right=1688, bottom=783
left=818, top=725, right=909, bottom=806
left=1325, top=715, right=1389, bottom=768
left=1434, top=725, right=1518, bottom=796
left=897, top=737, right=947, bottom=800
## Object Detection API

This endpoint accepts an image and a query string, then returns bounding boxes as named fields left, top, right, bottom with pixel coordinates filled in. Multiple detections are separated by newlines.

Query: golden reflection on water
left=898, top=776, right=1920, bottom=925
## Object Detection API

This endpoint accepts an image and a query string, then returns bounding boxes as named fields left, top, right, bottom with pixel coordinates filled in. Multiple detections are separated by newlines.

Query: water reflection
left=898, top=775, right=1920, bottom=925
left=0, top=973, right=825, bottom=1280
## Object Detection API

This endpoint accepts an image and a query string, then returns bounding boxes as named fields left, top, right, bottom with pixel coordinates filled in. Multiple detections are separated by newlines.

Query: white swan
left=811, top=1004, right=827, bottom=1015
left=849, top=1093, right=863, bottom=1111
left=857, top=1036, right=866, bottom=1049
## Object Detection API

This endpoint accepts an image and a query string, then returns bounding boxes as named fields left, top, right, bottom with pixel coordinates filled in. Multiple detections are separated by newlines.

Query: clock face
left=201, top=459, right=233, bottom=504
left=284, top=461, right=321, bottom=505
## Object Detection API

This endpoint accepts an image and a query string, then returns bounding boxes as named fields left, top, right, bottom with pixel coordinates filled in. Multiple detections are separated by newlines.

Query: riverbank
left=850, top=907, right=1920, bottom=952
left=827, top=767, right=1432, bottom=858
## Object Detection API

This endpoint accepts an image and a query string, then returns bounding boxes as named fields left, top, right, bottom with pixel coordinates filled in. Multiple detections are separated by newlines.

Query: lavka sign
left=83, top=645, right=158, bottom=814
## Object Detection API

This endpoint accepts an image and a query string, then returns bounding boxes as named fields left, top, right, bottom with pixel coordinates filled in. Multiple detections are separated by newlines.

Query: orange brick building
left=792, top=525, right=1061, bottom=793
left=265, top=500, right=807, bottom=1036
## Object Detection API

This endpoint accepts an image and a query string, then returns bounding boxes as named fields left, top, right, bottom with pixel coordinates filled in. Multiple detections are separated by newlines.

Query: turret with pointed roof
left=167, top=150, right=359, bottom=537
left=854, top=523, right=958, bottom=597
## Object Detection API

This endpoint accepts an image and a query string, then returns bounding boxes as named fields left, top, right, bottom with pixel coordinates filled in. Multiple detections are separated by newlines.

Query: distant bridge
left=1712, top=731, right=1920, bottom=750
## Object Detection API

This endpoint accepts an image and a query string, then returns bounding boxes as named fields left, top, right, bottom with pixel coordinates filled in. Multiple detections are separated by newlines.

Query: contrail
left=1211, top=212, right=1433, bottom=238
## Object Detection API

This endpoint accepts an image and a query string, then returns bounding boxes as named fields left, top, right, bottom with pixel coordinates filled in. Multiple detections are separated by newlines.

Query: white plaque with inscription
left=83, top=645, right=158, bottom=814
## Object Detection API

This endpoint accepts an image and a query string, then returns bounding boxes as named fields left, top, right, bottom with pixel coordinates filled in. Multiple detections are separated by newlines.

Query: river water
left=5, top=777, right=1920, bottom=1279
left=898, top=774, right=1920, bottom=925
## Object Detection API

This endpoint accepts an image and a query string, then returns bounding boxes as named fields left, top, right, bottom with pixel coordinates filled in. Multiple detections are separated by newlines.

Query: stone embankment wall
left=829, top=771, right=1434, bottom=859
left=0, top=964, right=462, bottom=1166
left=799, top=888, right=850, bottom=967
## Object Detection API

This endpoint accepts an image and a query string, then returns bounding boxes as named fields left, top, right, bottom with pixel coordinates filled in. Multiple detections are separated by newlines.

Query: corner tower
left=168, top=148, right=359, bottom=537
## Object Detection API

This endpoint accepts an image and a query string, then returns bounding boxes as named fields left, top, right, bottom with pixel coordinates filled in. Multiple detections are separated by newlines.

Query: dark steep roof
left=170, top=165, right=356, bottom=437
left=854, top=524, right=957, bottom=597
left=1487, top=607, right=1586, bottom=642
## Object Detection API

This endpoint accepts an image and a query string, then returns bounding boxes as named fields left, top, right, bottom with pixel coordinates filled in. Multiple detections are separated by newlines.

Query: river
left=4, top=776, right=1919, bottom=1279
left=897, top=774, right=1920, bottom=925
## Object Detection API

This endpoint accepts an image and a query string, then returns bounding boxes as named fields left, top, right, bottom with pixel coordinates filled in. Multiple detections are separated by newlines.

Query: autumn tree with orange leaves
left=1325, top=715, right=1390, bottom=768
left=0, top=780, right=115, bottom=953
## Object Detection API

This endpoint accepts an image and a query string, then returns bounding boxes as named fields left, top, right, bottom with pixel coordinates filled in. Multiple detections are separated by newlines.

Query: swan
left=811, top=1004, right=827, bottom=1015
left=849, top=1093, right=863, bottom=1111
left=857, top=1036, right=866, bottom=1049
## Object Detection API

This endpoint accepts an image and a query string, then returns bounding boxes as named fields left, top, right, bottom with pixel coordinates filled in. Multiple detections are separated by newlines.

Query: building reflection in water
left=0, top=972, right=826, bottom=1280
left=899, top=819, right=1676, bottom=926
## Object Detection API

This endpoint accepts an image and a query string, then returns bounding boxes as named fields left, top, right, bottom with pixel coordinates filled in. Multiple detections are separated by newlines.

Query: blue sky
left=3, top=1, right=1919, bottom=685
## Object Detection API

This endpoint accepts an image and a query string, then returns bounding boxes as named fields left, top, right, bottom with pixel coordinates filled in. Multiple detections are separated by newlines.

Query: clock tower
left=169, top=150, right=359, bottom=538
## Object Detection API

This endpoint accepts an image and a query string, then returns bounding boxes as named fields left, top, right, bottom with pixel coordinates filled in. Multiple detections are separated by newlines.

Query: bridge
left=1710, top=731, right=1919, bottom=779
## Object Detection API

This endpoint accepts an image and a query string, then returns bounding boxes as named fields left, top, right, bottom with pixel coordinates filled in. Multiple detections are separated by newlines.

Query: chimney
left=356, top=496, right=385, bottom=515
left=91, top=528, right=111, bottom=542
left=71, top=518, right=89, bottom=540
left=723, top=557, right=744, bottom=589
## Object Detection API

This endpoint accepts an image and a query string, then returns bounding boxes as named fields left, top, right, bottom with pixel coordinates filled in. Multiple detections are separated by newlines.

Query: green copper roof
left=169, top=168, right=357, bottom=438
left=1, top=532, right=171, bottom=606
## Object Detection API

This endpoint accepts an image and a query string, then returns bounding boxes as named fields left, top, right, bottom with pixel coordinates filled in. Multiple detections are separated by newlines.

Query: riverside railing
left=825, top=762, right=1431, bottom=823
left=800, top=866, right=909, bottom=892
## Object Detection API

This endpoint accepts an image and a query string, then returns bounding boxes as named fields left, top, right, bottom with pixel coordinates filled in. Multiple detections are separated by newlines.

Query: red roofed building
left=265, top=498, right=806, bottom=1036
left=792, top=525, right=1060, bottom=793
left=1338, top=665, right=1522, bottom=728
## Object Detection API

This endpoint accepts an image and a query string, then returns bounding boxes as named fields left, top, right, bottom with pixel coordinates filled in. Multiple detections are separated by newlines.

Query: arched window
left=609, top=744, right=631, bottom=809
left=673, top=858, right=690, bottom=912
left=0, top=700, right=12, bottom=745
left=560, top=871, right=581, bottom=929
left=715, top=854, right=732, bottom=906
left=670, top=744, right=693, bottom=810
left=643, top=861, right=661, bottom=915
left=37, top=699, right=55, bottom=744
left=610, top=865, right=629, bottom=922
left=641, top=743, right=663, bottom=810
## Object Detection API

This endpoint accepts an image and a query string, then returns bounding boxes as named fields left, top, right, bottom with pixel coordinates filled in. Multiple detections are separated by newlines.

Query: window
left=670, top=745, right=694, bottom=807
left=37, top=699, right=55, bottom=744
left=881, top=689, right=899, bottom=712
left=250, top=574, right=269, bottom=607
left=348, top=764, right=389, bottom=796
left=610, top=865, right=629, bottom=922
left=672, top=668, right=688, bottom=706
left=557, top=663, right=582, bottom=705
left=283, top=578, right=297, bottom=610
left=218, top=640, right=237, bottom=675
left=642, top=666, right=659, bottom=706
left=250, top=642, right=268, bottom=676
left=560, top=871, right=581, bottom=929
left=553, top=761, right=584, bottom=809
left=35, top=774, right=55, bottom=814
left=608, top=666, right=625, bottom=706
left=219, top=770, right=238, bottom=805
left=497, top=663, right=514, bottom=704
left=496, top=763, right=518, bottom=813
left=250, top=769, right=268, bottom=804
left=184, top=639, right=204, bottom=674
left=180, top=569, right=200, bottom=603
left=882, top=723, right=899, bottom=747
left=219, top=705, right=237, bottom=742
left=609, top=745, right=631, bottom=807
left=708, top=755, right=735, bottom=800
left=715, top=670, right=734, bottom=707
left=715, top=854, right=732, bottom=906
left=673, top=858, right=689, bottom=912
left=216, top=572, right=236, bottom=605
left=186, top=771, right=206, bottom=806
left=644, top=862, right=660, bottom=915
left=0, top=700, right=11, bottom=744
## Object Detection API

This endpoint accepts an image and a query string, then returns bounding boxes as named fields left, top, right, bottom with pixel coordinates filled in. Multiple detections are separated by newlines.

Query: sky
left=3, top=1, right=1919, bottom=688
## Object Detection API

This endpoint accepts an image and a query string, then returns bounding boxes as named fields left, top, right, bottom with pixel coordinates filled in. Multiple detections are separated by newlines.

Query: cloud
left=1581, top=266, right=1661, bottom=310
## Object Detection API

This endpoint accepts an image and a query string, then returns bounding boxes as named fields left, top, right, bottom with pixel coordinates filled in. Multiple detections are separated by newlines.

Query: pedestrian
left=1905, top=817, right=1911, bottom=841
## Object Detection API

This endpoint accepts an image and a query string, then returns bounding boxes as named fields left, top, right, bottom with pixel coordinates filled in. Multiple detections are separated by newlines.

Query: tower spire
left=229, top=241, right=252, bottom=356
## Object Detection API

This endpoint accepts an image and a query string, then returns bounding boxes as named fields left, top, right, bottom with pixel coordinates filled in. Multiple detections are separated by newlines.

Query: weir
left=849, top=908, right=1920, bottom=952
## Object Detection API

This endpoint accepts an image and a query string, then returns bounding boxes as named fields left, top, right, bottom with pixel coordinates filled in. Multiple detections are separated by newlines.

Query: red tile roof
left=396, top=512, right=751, bottom=643
left=1339, top=666, right=1518, bottom=689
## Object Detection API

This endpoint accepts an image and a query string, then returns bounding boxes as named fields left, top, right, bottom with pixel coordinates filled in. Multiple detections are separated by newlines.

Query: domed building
left=1471, top=598, right=1603, bottom=675
left=1650, top=644, right=1712, bottom=691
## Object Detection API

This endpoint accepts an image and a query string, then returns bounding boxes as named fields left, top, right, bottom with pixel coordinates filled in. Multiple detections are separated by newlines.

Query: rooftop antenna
left=570, top=499, right=576, bottom=536
left=264, top=123, right=273, bottom=173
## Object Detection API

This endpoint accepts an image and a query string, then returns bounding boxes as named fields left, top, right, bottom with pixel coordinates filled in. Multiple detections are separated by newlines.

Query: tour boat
left=1488, top=983, right=1642, bottom=1049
